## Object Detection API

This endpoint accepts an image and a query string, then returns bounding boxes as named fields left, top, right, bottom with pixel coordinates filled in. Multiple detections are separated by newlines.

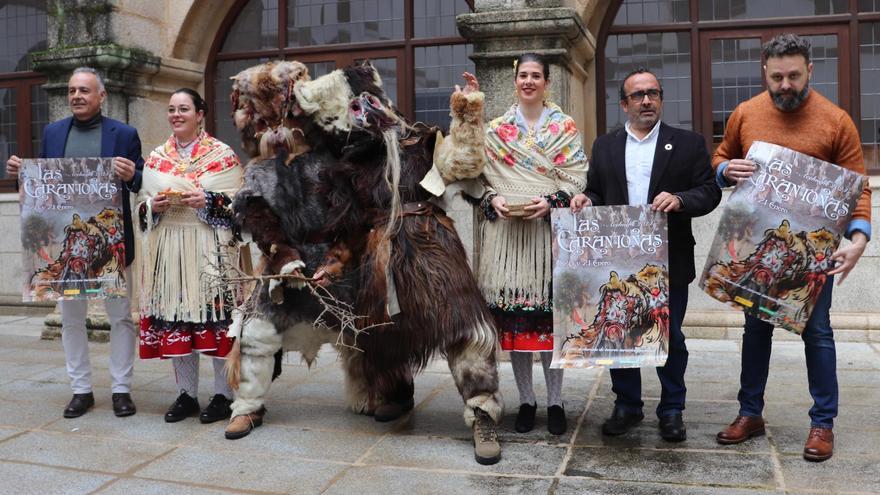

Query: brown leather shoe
left=716, top=415, right=765, bottom=445
left=803, top=427, right=834, bottom=462
left=224, top=407, right=265, bottom=440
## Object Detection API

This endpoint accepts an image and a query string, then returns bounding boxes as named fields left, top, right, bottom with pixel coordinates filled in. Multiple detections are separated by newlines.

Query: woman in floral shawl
left=136, top=88, right=243, bottom=425
left=478, top=53, right=588, bottom=436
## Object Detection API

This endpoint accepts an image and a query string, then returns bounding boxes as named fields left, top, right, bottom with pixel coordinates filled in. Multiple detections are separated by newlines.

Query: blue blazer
left=40, top=116, right=144, bottom=266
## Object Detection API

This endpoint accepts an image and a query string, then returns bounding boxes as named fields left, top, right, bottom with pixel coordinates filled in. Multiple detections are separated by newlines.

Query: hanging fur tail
left=225, top=337, right=242, bottom=390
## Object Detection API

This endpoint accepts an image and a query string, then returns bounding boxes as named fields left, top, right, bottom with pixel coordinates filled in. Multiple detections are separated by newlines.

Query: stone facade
left=0, top=0, right=877, bottom=339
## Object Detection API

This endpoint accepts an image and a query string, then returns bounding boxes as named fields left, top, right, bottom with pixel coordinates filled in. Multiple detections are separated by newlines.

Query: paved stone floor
left=0, top=313, right=878, bottom=494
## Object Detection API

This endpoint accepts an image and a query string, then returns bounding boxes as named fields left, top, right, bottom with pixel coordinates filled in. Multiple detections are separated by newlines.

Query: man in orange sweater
left=712, top=34, right=872, bottom=462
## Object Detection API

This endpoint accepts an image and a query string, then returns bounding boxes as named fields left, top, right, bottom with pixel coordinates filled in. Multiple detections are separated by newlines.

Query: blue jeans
left=737, top=277, right=837, bottom=428
left=610, top=285, right=689, bottom=418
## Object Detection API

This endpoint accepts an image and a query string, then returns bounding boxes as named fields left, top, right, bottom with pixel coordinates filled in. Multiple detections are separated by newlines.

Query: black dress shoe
left=63, top=392, right=95, bottom=418
left=514, top=403, right=537, bottom=433
left=165, top=393, right=200, bottom=423
left=200, top=394, right=232, bottom=424
left=547, top=404, right=567, bottom=435
left=659, top=413, right=686, bottom=442
left=601, top=408, right=644, bottom=436
left=112, top=393, right=137, bottom=417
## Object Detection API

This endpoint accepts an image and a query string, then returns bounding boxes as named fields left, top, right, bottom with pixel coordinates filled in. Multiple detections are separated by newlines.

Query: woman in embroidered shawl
left=136, top=88, right=243, bottom=425
left=478, top=53, right=588, bottom=436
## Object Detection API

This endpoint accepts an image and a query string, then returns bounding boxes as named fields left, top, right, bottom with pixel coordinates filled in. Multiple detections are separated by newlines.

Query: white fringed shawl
left=136, top=134, right=242, bottom=323
left=479, top=103, right=588, bottom=311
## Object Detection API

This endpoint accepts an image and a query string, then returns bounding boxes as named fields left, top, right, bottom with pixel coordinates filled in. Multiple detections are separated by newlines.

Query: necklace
left=174, top=137, right=199, bottom=174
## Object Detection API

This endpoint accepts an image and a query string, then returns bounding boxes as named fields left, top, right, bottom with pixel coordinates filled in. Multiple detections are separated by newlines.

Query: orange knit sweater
left=712, top=90, right=872, bottom=223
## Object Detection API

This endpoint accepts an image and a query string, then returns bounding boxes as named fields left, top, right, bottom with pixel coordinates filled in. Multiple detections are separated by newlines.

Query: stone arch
left=170, top=0, right=240, bottom=66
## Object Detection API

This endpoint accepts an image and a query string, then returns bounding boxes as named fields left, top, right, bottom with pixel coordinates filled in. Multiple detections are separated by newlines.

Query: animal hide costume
left=295, top=63, right=503, bottom=427
left=226, top=59, right=502, bottom=435
left=225, top=61, right=355, bottom=420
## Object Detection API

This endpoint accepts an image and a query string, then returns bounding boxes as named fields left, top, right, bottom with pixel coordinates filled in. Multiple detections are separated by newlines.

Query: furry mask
left=230, top=60, right=311, bottom=159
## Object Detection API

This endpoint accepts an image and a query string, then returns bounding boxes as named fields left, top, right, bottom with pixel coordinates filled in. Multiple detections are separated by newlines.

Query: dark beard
left=770, top=84, right=810, bottom=111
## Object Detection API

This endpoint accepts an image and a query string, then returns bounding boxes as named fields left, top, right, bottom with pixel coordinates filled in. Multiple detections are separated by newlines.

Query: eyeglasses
left=625, top=89, right=663, bottom=102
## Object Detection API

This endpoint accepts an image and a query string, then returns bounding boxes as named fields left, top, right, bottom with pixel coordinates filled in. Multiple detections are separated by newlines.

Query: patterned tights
left=172, top=353, right=232, bottom=399
left=510, top=351, right=563, bottom=407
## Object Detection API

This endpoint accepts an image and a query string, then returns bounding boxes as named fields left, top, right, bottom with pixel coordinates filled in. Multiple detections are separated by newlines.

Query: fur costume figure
left=293, top=64, right=503, bottom=431
left=225, top=61, right=356, bottom=425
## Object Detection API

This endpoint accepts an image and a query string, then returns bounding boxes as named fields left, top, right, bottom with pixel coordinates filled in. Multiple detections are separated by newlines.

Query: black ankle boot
left=547, top=404, right=567, bottom=435
left=515, top=402, right=537, bottom=433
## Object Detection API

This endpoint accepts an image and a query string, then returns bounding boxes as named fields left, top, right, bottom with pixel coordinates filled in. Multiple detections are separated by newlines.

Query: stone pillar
left=28, top=1, right=161, bottom=340
left=457, top=1, right=597, bottom=128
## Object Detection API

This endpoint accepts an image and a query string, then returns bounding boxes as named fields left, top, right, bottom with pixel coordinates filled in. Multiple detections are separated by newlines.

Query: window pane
left=802, top=34, right=838, bottom=105
left=0, top=1, right=48, bottom=73
left=356, top=57, right=398, bottom=105
left=414, top=44, right=475, bottom=132
left=614, top=0, right=690, bottom=24
left=30, top=83, right=48, bottom=157
left=860, top=23, right=880, bottom=173
left=287, top=0, right=404, bottom=48
left=860, top=0, right=880, bottom=12
left=709, top=38, right=762, bottom=145
left=213, top=59, right=270, bottom=161
left=413, top=0, right=471, bottom=38
left=604, top=32, right=692, bottom=130
left=301, top=60, right=337, bottom=78
left=699, top=0, right=848, bottom=20
left=220, top=0, right=279, bottom=53
left=0, top=88, right=17, bottom=179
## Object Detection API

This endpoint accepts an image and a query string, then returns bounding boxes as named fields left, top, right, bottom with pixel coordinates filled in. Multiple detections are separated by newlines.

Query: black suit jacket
left=585, top=122, right=721, bottom=286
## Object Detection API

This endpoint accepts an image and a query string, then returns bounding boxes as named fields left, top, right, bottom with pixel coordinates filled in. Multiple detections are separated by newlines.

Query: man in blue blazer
left=7, top=67, right=143, bottom=418
left=571, top=68, right=721, bottom=441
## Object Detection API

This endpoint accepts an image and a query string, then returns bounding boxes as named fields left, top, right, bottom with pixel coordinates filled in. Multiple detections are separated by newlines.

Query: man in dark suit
left=6, top=67, right=143, bottom=419
left=571, top=67, right=721, bottom=441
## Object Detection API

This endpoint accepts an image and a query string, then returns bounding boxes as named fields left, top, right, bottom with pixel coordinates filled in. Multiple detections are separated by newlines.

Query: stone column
left=28, top=0, right=160, bottom=340
left=457, top=0, right=597, bottom=128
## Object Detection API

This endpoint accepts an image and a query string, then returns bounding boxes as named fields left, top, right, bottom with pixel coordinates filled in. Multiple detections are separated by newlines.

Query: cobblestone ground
left=0, top=313, right=877, bottom=494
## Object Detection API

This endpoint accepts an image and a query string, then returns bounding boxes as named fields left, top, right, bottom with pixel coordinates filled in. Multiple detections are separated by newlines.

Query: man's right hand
left=5, top=155, right=21, bottom=177
left=722, top=159, right=757, bottom=184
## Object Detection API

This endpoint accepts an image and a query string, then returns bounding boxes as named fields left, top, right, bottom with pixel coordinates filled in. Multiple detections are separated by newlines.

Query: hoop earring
left=543, top=88, right=551, bottom=103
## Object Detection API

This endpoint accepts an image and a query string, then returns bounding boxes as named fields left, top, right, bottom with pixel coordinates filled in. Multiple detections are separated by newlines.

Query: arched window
left=0, top=0, right=48, bottom=187
left=207, top=0, right=474, bottom=158
left=599, top=0, right=880, bottom=174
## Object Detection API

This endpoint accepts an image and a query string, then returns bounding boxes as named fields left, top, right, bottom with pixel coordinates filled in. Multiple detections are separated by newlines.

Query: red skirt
left=139, top=316, right=233, bottom=359
left=495, top=311, right=554, bottom=352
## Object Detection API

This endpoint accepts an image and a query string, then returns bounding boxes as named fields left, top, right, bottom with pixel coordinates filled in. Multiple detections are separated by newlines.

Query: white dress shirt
left=623, top=120, right=661, bottom=206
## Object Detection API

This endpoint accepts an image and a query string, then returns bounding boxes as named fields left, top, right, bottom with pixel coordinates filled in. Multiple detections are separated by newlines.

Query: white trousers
left=60, top=291, right=136, bottom=394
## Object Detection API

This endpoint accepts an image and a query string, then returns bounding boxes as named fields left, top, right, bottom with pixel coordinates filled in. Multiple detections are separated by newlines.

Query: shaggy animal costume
left=226, top=61, right=354, bottom=420
left=298, top=64, right=503, bottom=426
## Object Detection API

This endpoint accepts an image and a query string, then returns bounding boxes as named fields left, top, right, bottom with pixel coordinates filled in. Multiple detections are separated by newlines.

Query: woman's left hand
left=181, top=188, right=207, bottom=209
left=524, top=196, right=550, bottom=220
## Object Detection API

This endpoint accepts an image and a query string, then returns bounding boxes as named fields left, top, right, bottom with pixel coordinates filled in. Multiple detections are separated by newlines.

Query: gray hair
left=72, top=67, right=106, bottom=92
left=762, top=34, right=811, bottom=63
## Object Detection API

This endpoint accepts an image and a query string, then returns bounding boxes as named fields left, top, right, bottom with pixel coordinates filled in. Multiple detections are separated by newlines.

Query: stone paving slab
left=0, top=461, right=116, bottom=495
left=779, top=455, right=880, bottom=493
left=40, top=408, right=209, bottom=446
left=553, top=478, right=782, bottom=494
left=95, top=478, right=245, bottom=495
left=0, top=431, right=172, bottom=473
left=770, top=425, right=880, bottom=458
left=133, top=446, right=347, bottom=493
left=564, top=446, right=778, bottom=489
left=362, top=434, right=568, bottom=476
left=323, top=466, right=555, bottom=495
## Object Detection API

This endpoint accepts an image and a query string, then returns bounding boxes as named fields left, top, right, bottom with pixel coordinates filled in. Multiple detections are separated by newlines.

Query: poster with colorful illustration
left=700, top=141, right=867, bottom=334
left=551, top=205, right=670, bottom=369
left=19, top=158, right=127, bottom=302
